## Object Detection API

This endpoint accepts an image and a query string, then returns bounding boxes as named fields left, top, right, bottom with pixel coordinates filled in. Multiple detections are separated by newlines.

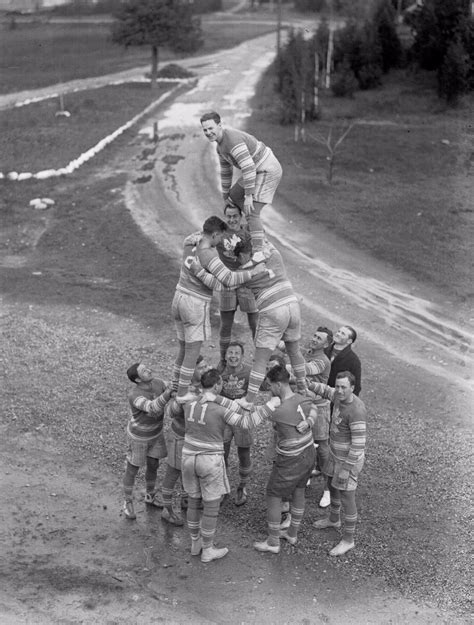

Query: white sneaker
left=319, top=489, right=331, bottom=508
left=201, top=546, right=229, bottom=563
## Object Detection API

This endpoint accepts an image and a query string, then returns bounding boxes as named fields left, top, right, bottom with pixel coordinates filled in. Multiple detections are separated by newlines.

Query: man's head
left=202, top=215, right=228, bottom=246
left=194, top=355, right=211, bottom=381
left=200, top=111, right=223, bottom=143
left=309, top=326, right=333, bottom=351
left=334, top=371, right=355, bottom=402
left=266, top=353, right=287, bottom=372
left=201, top=368, right=223, bottom=393
left=225, top=342, right=244, bottom=368
left=223, top=203, right=243, bottom=231
left=127, top=363, right=153, bottom=384
left=266, top=364, right=290, bottom=397
left=333, top=325, right=357, bottom=348
left=234, top=239, right=253, bottom=266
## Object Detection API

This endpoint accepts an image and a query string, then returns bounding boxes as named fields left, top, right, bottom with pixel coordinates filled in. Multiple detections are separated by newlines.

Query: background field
left=0, top=19, right=277, bottom=93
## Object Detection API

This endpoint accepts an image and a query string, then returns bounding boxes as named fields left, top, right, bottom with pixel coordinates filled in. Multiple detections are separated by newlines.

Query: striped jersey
left=216, top=128, right=271, bottom=195
left=246, top=246, right=297, bottom=313
left=221, top=364, right=251, bottom=400
left=127, top=379, right=172, bottom=442
left=308, top=383, right=366, bottom=468
left=175, top=235, right=254, bottom=302
left=305, top=349, right=331, bottom=407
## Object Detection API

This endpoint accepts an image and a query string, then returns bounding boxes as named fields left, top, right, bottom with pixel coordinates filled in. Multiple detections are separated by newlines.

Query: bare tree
left=309, top=121, right=357, bottom=183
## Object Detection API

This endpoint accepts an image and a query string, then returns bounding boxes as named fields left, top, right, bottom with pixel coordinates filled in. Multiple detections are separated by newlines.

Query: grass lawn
left=0, top=19, right=276, bottom=94
left=0, top=82, right=175, bottom=173
left=250, top=66, right=474, bottom=300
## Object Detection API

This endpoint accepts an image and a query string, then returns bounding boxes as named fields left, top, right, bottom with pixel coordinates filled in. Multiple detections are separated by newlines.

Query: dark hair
left=266, top=364, right=290, bottom=384
left=202, top=215, right=227, bottom=236
left=345, top=325, right=357, bottom=343
left=200, top=111, right=221, bottom=124
left=201, top=368, right=222, bottom=389
left=226, top=341, right=244, bottom=355
left=316, top=326, right=333, bottom=344
left=127, top=363, right=140, bottom=384
left=336, top=370, right=356, bottom=386
left=267, top=354, right=287, bottom=369
left=234, top=239, right=252, bottom=257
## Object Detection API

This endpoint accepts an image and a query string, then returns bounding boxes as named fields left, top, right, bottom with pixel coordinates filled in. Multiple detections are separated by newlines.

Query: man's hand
left=237, top=397, right=253, bottom=411
left=200, top=391, right=217, bottom=404
left=296, top=420, right=311, bottom=433
left=266, top=396, right=281, bottom=410
left=222, top=192, right=230, bottom=202
left=250, top=262, right=267, bottom=276
left=189, top=257, right=203, bottom=274
left=243, top=194, right=254, bottom=215
left=332, top=468, right=350, bottom=489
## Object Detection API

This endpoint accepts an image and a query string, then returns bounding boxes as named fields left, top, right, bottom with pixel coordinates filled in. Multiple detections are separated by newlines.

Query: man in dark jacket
left=327, top=326, right=361, bottom=396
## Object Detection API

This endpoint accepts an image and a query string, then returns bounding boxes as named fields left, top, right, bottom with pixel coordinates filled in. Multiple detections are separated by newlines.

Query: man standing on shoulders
left=303, top=371, right=367, bottom=557
left=220, top=342, right=252, bottom=506
left=200, top=111, right=282, bottom=263
left=328, top=326, right=361, bottom=396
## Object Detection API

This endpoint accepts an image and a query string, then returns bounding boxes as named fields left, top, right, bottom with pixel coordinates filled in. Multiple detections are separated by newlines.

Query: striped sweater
left=307, top=383, right=366, bottom=470
left=246, top=246, right=297, bottom=313
left=176, top=236, right=254, bottom=301
left=183, top=394, right=313, bottom=458
left=127, top=380, right=172, bottom=442
left=216, top=128, right=271, bottom=195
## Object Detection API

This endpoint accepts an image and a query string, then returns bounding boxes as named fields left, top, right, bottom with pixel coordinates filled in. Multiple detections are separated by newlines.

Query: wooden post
left=153, top=121, right=159, bottom=143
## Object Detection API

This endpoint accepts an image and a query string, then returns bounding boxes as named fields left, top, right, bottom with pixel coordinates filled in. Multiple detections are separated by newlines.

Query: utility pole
left=277, top=0, right=283, bottom=90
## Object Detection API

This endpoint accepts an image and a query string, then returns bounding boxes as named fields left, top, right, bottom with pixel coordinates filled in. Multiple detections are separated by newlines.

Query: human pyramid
left=123, top=112, right=367, bottom=564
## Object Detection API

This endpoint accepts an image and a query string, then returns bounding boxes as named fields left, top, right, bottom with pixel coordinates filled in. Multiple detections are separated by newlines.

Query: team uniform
left=307, top=383, right=366, bottom=490
left=221, top=363, right=252, bottom=448
left=126, top=379, right=170, bottom=467
left=216, top=127, right=282, bottom=255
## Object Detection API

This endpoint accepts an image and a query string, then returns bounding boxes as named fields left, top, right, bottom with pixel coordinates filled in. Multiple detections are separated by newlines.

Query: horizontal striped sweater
left=216, top=128, right=270, bottom=195
left=246, top=246, right=297, bottom=313
left=127, top=380, right=173, bottom=442
left=307, top=382, right=367, bottom=470
left=176, top=236, right=254, bottom=301
left=183, top=394, right=313, bottom=457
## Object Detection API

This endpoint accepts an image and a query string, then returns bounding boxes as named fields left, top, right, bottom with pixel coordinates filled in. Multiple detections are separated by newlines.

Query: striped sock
left=177, top=364, right=195, bottom=397
left=247, top=370, right=266, bottom=400
left=201, top=499, right=220, bottom=549
left=186, top=497, right=202, bottom=541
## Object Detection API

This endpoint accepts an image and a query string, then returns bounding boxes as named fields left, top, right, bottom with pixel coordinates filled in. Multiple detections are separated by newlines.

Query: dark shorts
left=266, top=444, right=316, bottom=499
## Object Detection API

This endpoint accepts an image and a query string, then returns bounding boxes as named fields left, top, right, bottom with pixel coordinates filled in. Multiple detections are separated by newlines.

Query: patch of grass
left=0, top=19, right=276, bottom=94
left=0, top=82, right=173, bottom=172
left=250, top=66, right=474, bottom=300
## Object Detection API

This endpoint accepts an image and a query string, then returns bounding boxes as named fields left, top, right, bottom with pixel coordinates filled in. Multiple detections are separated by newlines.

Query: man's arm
left=199, top=248, right=266, bottom=288
left=307, top=382, right=336, bottom=402
left=132, top=387, right=173, bottom=415
left=305, top=356, right=329, bottom=377
left=201, top=392, right=278, bottom=429
left=218, top=154, right=233, bottom=199
left=228, top=142, right=257, bottom=196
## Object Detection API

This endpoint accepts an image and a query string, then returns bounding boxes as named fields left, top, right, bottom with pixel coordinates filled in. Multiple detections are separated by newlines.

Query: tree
left=372, top=0, right=402, bottom=73
left=111, top=0, right=203, bottom=88
left=438, top=37, right=469, bottom=103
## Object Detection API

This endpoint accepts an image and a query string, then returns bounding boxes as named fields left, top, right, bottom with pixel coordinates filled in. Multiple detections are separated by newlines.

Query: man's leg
left=187, top=496, right=203, bottom=555
left=123, top=461, right=139, bottom=519
left=219, top=310, right=235, bottom=365
left=161, top=465, right=183, bottom=525
left=285, top=340, right=307, bottom=393
left=144, top=456, right=160, bottom=498
left=315, top=438, right=330, bottom=508
left=246, top=312, right=258, bottom=340
left=329, top=490, right=357, bottom=556
left=235, top=446, right=252, bottom=506
left=245, top=346, right=272, bottom=402
left=177, top=340, right=202, bottom=398
left=246, top=200, right=266, bottom=258
left=171, top=339, right=185, bottom=388
left=313, top=479, right=342, bottom=529
left=201, top=498, right=229, bottom=562
left=281, top=486, right=306, bottom=544
left=254, top=494, right=281, bottom=552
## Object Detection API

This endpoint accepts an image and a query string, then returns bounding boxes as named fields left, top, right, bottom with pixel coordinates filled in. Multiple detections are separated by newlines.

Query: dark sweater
left=328, top=345, right=362, bottom=396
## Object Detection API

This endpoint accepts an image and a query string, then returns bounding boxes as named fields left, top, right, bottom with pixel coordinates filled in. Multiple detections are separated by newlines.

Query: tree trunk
left=151, top=45, right=158, bottom=88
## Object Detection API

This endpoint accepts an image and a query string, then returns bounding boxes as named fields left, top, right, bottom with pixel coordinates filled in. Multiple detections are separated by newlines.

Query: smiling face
left=334, top=375, right=354, bottom=402
left=224, top=206, right=242, bottom=231
left=201, top=119, right=223, bottom=143
left=225, top=344, right=244, bottom=368
left=309, top=330, right=330, bottom=351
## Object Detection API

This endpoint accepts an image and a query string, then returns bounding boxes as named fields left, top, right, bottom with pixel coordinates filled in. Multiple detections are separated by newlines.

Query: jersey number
left=187, top=402, right=207, bottom=425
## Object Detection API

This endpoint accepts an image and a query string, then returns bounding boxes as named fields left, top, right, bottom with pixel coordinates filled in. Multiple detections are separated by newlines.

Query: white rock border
left=0, top=80, right=190, bottom=182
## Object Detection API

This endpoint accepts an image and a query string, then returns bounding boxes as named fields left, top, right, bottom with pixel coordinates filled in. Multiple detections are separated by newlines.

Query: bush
left=157, top=63, right=196, bottom=79
left=293, top=0, right=325, bottom=12
left=331, top=61, right=358, bottom=97
left=438, top=37, right=470, bottom=103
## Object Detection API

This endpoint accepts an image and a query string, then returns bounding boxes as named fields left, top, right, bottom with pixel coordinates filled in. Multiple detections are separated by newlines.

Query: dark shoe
left=235, top=486, right=248, bottom=506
